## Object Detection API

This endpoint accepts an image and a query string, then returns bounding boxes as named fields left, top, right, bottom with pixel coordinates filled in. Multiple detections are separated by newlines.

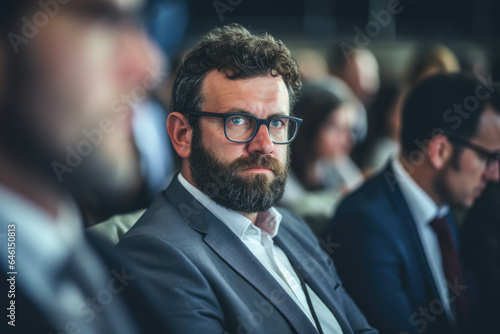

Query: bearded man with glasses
left=116, top=24, right=377, bottom=334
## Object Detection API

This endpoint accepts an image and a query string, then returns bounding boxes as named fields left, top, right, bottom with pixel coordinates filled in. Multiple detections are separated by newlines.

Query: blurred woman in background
left=280, top=83, right=363, bottom=234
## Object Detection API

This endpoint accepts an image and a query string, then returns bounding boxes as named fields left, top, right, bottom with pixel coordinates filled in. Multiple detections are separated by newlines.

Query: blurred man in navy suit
left=322, top=73, right=500, bottom=333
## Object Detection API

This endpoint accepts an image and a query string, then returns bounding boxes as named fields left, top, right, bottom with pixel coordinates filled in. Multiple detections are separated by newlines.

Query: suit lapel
left=164, top=176, right=318, bottom=334
left=275, top=229, right=354, bottom=334
left=380, top=164, right=442, bottom=301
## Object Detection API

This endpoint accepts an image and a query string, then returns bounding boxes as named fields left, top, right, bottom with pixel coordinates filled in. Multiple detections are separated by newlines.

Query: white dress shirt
left=178, top=173, right=343, bottom=333
left=0, top=184, right=138, bottom=334
left=392, top=159, right=455, bottom=322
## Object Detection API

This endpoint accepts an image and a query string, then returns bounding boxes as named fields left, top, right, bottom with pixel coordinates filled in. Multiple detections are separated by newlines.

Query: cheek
left=460, top=152, right=484, bottom=179
left=201, top=122, right=238, bottom=160
left=37, top=19, right=118, bottom=104
left=275, top=144, right=289, bottom=163
left=453, top=154, right=485, bottom=199
left=29, top=50, right=121, bottom=146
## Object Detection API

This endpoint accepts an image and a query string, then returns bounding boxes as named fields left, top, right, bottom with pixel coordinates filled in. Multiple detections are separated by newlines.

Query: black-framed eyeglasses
left=183, top=111, right=303, bottom=145
left=447, top=134, right=500, bottom=169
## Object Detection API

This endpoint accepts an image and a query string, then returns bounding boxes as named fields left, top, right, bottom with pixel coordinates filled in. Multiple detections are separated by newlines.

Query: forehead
left=201, top=70, right=290, bottom=116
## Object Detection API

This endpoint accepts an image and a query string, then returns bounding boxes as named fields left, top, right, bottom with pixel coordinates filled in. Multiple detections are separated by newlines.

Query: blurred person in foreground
left=280, top=83, right=362, bottom=235
left=322, top=73, right=500, bottom=334
left=116, top=24, right=377, bottom=334
left=0, top=0, right=173, bottom=333
left=79, top=1, right=188, bottom=227
left=75, top=41, right=176, bottom=227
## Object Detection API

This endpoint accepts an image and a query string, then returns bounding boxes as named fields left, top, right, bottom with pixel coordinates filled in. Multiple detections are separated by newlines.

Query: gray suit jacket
left=117, top=176, right=377, bottom=334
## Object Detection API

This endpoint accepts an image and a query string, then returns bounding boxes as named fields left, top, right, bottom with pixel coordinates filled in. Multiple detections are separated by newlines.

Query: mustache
left=229, top=154, right=287, bottom=175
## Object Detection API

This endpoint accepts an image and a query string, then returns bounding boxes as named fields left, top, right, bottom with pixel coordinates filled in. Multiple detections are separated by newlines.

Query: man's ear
left=427, top=135, right=452, bottom=170
left=167, top=112, right=193, bottom=159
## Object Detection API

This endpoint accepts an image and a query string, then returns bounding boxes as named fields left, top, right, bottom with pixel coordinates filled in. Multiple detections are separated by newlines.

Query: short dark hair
left=401, top=72, right=500, bottom=155
left=171, top=23, right=301, bottom=124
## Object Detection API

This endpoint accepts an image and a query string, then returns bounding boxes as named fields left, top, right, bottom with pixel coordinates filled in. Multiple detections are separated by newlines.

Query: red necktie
left=430, top=216, right=469, bottom=329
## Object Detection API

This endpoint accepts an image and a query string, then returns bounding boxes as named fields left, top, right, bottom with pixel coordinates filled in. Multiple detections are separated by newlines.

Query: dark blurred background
left=177, top=0, right=500, bottom=81
left=78, top=0, right=500, bottom=226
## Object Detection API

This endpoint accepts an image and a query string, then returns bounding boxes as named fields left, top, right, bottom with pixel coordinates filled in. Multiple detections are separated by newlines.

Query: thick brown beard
left=189, top=127, right=290, bottom=213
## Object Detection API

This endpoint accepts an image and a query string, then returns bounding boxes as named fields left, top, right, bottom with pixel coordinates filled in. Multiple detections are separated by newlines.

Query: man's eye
left=270, top=119, right=285, bottom=128
left=230, top=117, right=246, bottom=125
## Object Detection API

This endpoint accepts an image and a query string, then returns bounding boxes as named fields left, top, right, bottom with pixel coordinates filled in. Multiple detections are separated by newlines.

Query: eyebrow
left=223, top=109, right=289, bottom=118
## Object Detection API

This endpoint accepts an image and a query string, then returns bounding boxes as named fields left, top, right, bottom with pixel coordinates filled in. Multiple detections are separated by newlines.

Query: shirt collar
left=177, top=173, right=282, bottom=239
left=392, top=159, right=449, bottom=226
left=0, top=183, right=83, bottom=275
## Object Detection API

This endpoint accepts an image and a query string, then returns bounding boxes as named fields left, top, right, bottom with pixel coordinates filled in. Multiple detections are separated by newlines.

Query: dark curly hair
left=171, top=24, right=301, bottom=124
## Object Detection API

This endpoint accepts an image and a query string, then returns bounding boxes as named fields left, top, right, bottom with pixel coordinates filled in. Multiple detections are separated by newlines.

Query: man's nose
left=247, top=124, right=274, bottom=155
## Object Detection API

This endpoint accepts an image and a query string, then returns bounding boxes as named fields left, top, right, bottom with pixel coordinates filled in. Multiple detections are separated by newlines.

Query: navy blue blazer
left=116, top=176, right=377, bottom=334
left=322, top=163, right=460, bottom=334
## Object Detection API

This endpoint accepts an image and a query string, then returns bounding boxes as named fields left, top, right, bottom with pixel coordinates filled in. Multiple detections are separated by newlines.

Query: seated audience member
left=328, top=47, right=380, bottom=147
left=359, top=80, right=403, bottom=175
left=117, top=24, right=377, bottom=334
left=328, top=47, right=380, bottom=107
left=316, top=75, right=369, bottom=150
left=322, top=73, right=500, bottom=334
left=296, top=48, right=330, bottom=83
left=0, top=1, right=175, bottom=333
left=405, top=44, right=460, bottom=88
left=461, top=182, right=500, bottom=333
left=281, top=83, right=362, bottom=234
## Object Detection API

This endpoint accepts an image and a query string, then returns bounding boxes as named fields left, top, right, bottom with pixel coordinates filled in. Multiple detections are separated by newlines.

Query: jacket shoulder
left=120, top=190, right=193, bottom=243
left=337, top=172, right=391, bottom=216
left=323, top=170, right=403, bottom=241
